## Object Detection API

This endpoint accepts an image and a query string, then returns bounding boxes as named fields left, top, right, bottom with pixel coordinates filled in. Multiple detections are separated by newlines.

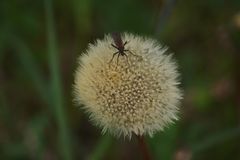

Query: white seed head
left=73, top=33, right=182, bottom=138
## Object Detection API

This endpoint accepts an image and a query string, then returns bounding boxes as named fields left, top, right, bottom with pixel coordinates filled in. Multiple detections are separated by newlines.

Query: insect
left=109, top=32, right=137, bottom=65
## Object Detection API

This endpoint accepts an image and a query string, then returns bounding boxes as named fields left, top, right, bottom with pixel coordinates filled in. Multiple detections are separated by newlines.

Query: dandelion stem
left=136, top=135, right=152, bottom=160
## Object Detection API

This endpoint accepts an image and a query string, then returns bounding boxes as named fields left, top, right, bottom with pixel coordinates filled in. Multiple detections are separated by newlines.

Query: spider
left=109, top=32, right=138, bottom=65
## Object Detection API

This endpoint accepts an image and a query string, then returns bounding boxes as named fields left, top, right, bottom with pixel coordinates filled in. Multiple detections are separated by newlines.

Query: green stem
left=44, top=0, right=72, bottom=159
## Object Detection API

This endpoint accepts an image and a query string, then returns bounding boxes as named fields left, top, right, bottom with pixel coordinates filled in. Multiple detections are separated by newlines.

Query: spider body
left=111, top=32, right=127, bottom=56
left=109, top=32, right=133, bottom=64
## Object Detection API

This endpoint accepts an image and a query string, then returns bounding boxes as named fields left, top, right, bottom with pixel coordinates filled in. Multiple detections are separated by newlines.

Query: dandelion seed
left=73, top=33, right=182, bottom=138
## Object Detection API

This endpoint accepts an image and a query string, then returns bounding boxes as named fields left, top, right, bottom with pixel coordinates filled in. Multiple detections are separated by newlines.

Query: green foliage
left=0, top=0, right=240, bottom=159
left=149, top=125, right=179, bottom=160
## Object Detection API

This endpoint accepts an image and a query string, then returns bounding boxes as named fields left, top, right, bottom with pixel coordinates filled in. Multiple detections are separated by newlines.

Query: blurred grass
left=88, top=135, right=113, bottom=160
left=149, top=124, right=179, bottom=160
left=192, top=126, right=240, bottom=155
left=45, top=0, right=72, bottom=159
left=0, top=0, right=240, bottom=159
left=12, top=38, right=49, bottom=104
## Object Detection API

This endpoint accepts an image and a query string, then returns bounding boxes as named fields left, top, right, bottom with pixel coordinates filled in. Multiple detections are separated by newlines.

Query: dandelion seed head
left=73, top=33, right=182, bottom=138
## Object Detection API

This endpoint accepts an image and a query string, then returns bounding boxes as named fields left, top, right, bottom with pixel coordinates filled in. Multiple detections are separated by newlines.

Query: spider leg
left=123, top=41, right=128, bottom=46
left=123, top=53, right=130, bottom=66
left=125, top=49, right=143, bottom=61
left=111, top=44, right=118, bottom=49
left=124, top=49, right=138, bottom=57
left=108, top=51, right=119, bottom=64
left=116, top=53, right=121, bottom=65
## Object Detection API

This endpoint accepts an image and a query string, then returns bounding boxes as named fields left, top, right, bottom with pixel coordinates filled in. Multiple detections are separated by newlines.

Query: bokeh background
left=1, top=0, right=240, bottom=159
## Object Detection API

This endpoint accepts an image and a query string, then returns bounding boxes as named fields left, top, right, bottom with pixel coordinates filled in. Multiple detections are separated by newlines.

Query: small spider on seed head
left=109, top=32, right=139, bottom=65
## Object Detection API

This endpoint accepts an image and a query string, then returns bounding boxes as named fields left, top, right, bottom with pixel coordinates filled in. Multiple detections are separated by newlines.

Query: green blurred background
left=1, top=0, right=240, bottom=159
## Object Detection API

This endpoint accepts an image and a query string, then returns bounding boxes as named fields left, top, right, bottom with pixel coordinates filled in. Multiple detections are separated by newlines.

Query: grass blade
left=44, top=0, right=72, bottom=159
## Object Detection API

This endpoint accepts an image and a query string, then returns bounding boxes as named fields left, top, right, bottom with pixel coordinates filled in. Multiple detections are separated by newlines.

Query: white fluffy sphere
left=73, top=33, right=182, bottom=138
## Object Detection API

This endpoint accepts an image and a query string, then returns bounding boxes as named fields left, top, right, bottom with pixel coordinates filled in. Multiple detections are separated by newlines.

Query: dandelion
left=73, top=33, right=182, bottom=138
